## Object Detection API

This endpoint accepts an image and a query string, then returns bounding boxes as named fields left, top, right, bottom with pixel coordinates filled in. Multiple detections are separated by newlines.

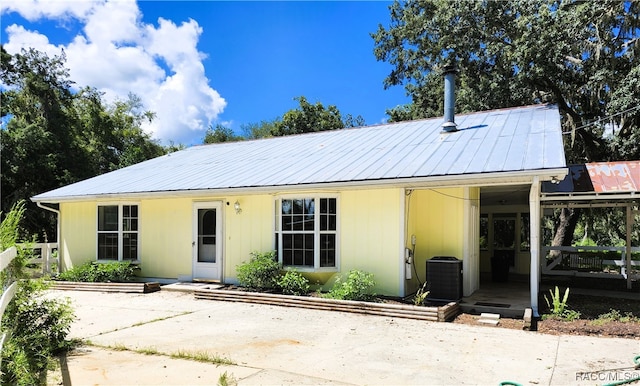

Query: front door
left=491, top=214, right=516, bottom=281
left=193, top=202, right=222, bottom=281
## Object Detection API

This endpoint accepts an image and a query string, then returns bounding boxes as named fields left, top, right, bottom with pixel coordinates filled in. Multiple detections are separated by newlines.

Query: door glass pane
left=493, top=217, right=516, bottom=249
left=198, top=209, right=216, bottom=263
left=520, top=213, right=530, bottom=250
left=480, top=214, right=489, bottom=250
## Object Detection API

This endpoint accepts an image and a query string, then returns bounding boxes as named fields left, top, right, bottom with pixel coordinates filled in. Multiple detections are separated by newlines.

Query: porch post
left=529, top=177, right=541, bottom=317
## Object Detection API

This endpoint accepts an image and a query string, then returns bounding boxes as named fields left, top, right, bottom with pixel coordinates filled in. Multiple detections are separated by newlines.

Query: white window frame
left=96, top=203, right=140, bottom=262
left=274, top=194, right=339, bottom=272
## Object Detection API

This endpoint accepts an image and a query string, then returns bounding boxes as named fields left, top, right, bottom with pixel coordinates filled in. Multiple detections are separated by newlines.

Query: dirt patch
left=453, top=293, right=640, bottom=339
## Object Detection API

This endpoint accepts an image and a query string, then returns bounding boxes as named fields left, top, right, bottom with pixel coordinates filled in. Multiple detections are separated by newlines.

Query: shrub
left=277, top=270, right=310, bottom=296
left=57, top=261, right=139, bottom=282
left=236, top=251, right=280, bottom=290
left=325, top=270, right=376, bottom=302
left=1, top=201, right=75, bottom=385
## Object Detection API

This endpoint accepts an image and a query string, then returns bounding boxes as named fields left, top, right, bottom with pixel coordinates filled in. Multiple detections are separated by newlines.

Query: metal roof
left=33, top=104, right=566, bottom=202
left=543, top=161, right=640, bottom=194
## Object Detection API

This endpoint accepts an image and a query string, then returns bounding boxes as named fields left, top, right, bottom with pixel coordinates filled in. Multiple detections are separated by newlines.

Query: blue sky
left=1, top=1, right=410, bottom=146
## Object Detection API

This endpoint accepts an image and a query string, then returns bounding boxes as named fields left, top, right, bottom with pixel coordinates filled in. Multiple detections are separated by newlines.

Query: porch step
left=459, top=301, right=524, bottom=319
left=478, top=312, right=500, bottom=326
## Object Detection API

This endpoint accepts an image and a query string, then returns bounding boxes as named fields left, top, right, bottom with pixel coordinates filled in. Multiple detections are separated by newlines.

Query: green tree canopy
left=271, top=96, right=365, bottom=136
left=1, top=46, right=171, bottom=239
left=372, top=0, right=640, bottom=163
left=205, top=96, right=367, bottom=143
left=203, top=124, right=243, bottom=144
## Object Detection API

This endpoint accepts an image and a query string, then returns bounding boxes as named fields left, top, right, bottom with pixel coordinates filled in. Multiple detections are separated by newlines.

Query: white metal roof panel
left=33, top=104, right=566, bottom=201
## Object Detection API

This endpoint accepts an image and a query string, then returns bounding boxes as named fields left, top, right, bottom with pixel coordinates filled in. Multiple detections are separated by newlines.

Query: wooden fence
left=27, top=243, right=59, bottom=276
left=0, top=246, right=19, bottom=363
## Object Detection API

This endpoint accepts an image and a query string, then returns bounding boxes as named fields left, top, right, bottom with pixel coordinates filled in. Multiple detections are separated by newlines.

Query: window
left=479, top=214, right=489, bottom=250
left=275, top=196, right=338, bottom=269
left=98, top=204, right=139, bottom=261
left=520, top=213, right=530, bottom=251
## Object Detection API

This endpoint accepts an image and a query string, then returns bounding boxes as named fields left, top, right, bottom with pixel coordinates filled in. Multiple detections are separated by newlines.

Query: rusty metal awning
left=544, top=161, right=640, bottom=193
left=542, top=161, right=640, bottom=205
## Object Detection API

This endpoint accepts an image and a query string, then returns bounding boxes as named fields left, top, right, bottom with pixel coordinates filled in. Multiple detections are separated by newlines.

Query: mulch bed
left=453, top=293, right=640, bottom=339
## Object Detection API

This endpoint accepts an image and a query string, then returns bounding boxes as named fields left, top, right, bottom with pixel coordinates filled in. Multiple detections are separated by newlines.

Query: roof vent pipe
left=442, top=65, right=458, bottom=132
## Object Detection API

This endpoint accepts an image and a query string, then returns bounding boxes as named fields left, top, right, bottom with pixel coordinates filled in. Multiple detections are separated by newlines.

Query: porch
left=459, top=275, right=530, bottom=318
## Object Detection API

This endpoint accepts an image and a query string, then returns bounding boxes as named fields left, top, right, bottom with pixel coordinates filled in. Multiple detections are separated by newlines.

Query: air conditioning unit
left=426, top=256, right=463, bottom=302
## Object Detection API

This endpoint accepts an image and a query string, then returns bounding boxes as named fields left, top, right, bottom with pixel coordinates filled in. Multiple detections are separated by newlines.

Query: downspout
left=35, top=200, right=60, bottom=248
left=529, top=177, right=541, bottom=317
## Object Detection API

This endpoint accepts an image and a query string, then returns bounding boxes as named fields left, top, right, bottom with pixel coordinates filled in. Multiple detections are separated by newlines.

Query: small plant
left=561, top=309, right=581, bottom=321
left=413, top=282, right=430, bottom=306
left=324, top=269, right=376, bottom=302
left=277, top=269, right=310, bottom=296
left=236, top=251, right=280, bottom=291
left=544, top=286, right=569, bottom=315
left=57, top=261, right=139, bottom=282
left=543, top=286, right=579, bottom=321
left=592, top=309, right=639, bottom=325
left=218, top=371, right=238, bottom=386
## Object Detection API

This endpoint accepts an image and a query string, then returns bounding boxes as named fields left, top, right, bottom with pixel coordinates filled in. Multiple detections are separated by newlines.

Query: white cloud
left=2, top=0, right=226, bottom=144
left=1, top=0, right=95, bottom=21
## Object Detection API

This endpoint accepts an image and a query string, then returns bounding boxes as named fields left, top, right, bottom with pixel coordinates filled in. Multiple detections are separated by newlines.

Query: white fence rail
left=0, top=246, right=18, bottom=359
left=542, top=245, right=640, bottom=282
left=25, top=243, right=59, bottom=276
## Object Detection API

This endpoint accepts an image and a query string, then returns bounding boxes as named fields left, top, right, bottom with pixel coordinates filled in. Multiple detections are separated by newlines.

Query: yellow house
left=32, top=104, right=567, bottom=316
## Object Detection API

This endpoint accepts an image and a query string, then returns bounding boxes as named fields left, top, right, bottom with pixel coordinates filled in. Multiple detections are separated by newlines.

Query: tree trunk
left=550, top=207, right=582, bottom=258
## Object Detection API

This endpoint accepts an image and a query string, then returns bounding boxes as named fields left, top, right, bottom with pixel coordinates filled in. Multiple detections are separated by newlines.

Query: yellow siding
left=222, top=195, right=275, bottom=279
left=60, top=201, right=97, bottom=270
left=140, top=198, right=192, bottom=278
left=58, top=189, right=405, bottom=296
left=338, top=188, right=402, bottom=296
left=406, top=188, right=465, bottom=294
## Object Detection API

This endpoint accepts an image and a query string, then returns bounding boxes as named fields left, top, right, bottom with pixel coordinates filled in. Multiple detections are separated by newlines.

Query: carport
left=541, top=161, right=640, bottom=290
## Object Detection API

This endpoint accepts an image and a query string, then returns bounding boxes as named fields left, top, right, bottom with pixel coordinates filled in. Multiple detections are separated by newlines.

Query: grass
left=130, top=311, right=193, bottom=328
left=590, top=309, right=640, bottom=326
left=85, top=341, right=235, bottom=366
left=170, top=349, right=235, bottom=366
left=218, top=371, right=238, bottom=386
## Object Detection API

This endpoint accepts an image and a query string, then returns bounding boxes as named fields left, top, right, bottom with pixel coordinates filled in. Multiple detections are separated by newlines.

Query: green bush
left=57, top=261, right=139, bottom=282
left=236, top=251, right=280, bottom=291
left=1, top=201, right=75, bottom=385
left=325, top=270, right=376, bottom=302
left=277, top=270, right=310, bottom=296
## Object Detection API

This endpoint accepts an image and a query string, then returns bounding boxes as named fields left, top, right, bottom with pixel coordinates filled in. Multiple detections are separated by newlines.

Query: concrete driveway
left=46, top=289, right=640, bottom=385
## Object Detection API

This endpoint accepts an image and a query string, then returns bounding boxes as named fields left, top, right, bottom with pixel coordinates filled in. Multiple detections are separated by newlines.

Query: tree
left=241, top=119, right=280, bottom=140
left=372, top=0, right=640, bottom=163
left=203, top=124, right=243, bottom=144
left=271, top=96, right=366, bottom=136
left=372, top=0, right=640, bottom=251
left=1, top=47, right=172, bottom=240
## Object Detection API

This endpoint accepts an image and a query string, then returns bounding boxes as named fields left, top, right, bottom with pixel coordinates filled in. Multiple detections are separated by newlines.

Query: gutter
left=32, top=168, right=569, bottom=204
